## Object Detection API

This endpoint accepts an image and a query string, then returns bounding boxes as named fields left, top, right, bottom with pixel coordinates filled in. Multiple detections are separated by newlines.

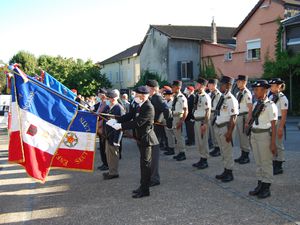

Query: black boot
left=239, top=151, right=250, bottom=164
left=197, top=158, right=208, bottom=169
left=257, top=183, right=271, bottom=199
left=234, top=152, right=243, bottom=163
left=176, top=152, right=186, bottom=161
left=209, top=147, right=221, bottom=157
left=215, top=169, right=226, bottom=180
left=192, top=158, right=202, bottom=168
left=164, top=148, right=175, bottom=155
left=273, top=161, right=283, bottom=175
left=249, top=180, right=262, bottom=196
left=221, top=169, right=234, bottom=182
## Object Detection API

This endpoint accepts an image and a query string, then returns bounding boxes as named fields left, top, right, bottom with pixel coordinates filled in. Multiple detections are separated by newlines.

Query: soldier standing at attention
left=185, top=86, right=196, bottom=146
left=192, top=78, right=211, bottom=169
left=208, top=79, right=222, bottom=157
left=248, top=80, right=277, bottom=199
left=214, top=75, right=239, bottom=182
left=234, top=75, right=253, bottom=164
left=269, top=78, right=288, bottom=175
left=171, top=80, right=188, bottom=161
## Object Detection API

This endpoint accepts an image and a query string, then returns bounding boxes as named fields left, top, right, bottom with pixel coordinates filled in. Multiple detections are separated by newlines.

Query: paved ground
left=0, top=117, right=300, bottom=225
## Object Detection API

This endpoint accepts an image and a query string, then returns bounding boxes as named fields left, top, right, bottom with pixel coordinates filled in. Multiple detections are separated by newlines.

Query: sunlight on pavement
left=0, top=207, right=67, bottom=224
left=0, top=185, right=70, bottom=196
left=0, top=169, right=26, bottom=175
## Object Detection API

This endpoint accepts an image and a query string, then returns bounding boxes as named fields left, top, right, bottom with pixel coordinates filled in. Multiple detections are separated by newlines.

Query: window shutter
left=177, top=61, right=182, bottom=79
left=187, top=61, right=193, bottom=79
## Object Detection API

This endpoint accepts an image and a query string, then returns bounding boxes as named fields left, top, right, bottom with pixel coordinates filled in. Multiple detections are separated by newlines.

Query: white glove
left=112, top=123, right=122, bottom=130
left=113, top=142, right=120, bottom=146
left=106, top=119, right=117, bottom=127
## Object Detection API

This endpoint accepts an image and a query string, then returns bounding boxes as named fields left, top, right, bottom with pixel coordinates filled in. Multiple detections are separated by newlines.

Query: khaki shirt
left=193, top=91, right=211, bottom=119
left=210, top=89, right=222, bottom=111
left=253, top=98, right=278, bottom=129
left=269, top=92, right=288, bottom=117
left=172, top=91, right=188, bottom=117
left=236, top=88, right=252, bottom=114
left=216, top=91, right=239, bottom=125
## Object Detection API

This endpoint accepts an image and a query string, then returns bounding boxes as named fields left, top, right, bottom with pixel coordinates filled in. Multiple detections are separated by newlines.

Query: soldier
left=192, top=78, right=211, bottom=169
left=248, top=80, right=277, bottom=199
left=170, top=80, right=188, bottom=161
left=185, top=86, right=195, bottom=146
left=269, top=78, right=288, bottom=175
left=214, top=75, right=239, bottom=182
left=208, top=79, right=222, bottom=157
left=234, top=75, right=253, bottom=164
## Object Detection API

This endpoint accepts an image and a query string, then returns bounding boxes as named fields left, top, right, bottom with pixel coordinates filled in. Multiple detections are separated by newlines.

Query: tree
left=200, top=57, right=217, bottom=79
left=9, top=51, right=38, bottom=75
left=134, top=70, right=170, bottom=88
left=0, top=59, right=7, bottom=94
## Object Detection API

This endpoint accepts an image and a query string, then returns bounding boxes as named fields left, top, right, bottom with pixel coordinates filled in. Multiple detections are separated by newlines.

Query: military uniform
left=192, top=80, right=211, bottom=169
left=235, top=75, right=252, bottom=164
left=269, top=78, right=289, bottom=175
left=249, top=80, right=278, bottom=199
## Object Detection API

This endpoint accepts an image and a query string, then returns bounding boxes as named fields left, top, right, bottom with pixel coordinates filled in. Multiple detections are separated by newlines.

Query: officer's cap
left=146, top=79, right=159, bottom=87
left=251, top=80, right=270, bottom=89
left=172, top=80, right=182, bottom=87
left=196, top=77, right=208, bottom=86
left=163, top=89, right=173, bottom=95
left=106, top=90, right=118, bottom=99
left=237, top=75, right=248, bottom=81
left=220, top=75, right=234, bottom=85
left=98, top=88, right=107, bottom=95
left=208, top=79, right=218, bottom=85
left=163, top=85, right=172, bottom=91
left=134, top=86, right=150, bottom=94
left=269, top=78, right=284, bottom=85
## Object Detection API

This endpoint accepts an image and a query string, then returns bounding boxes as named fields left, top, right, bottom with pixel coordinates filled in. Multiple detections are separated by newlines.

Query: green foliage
left=7, top=51, right=112, bottom=96
left=200, top=57, right=217, bottom=79
left=134, top=70, right=170, bottom=88
left=0, top=59, right=6, bottom=94
left=9, top=51, right=38, bottom=75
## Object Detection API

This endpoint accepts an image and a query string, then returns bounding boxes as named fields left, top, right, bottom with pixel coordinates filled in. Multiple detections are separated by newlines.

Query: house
left=99, top=44, right=141, bottom=89
left=138, top=24, right=236, bottom=83
left=282, top=13, right=300, bottom=54
left=202, top=0, right=300, bottom=78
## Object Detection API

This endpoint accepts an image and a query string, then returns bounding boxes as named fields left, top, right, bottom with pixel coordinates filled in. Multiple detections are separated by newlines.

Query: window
left=224, top=52, right=232, bottom=61
left=246, top=39, right=261, bottom=61
left=287, top=37, right=300, bottom=46
left=177, top=61, right=193, bottom=80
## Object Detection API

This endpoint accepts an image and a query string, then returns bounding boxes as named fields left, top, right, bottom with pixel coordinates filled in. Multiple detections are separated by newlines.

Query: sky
left=0, top=0, right=258, bottom=64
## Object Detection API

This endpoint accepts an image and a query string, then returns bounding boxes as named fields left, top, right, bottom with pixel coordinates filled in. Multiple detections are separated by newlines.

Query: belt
left=215, top=122, right=228, bottom=128
left=194, top=117, right=205, bottom=121
left=251, top=128, right=270, bottom=133
left=238, top=112, right=248, bottom=116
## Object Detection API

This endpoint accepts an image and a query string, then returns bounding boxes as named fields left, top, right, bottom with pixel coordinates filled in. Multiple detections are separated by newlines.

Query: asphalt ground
left=0, top=118, right=300, bottom=225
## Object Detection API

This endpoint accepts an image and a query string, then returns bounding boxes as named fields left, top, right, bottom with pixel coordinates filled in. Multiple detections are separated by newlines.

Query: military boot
left=209, top=147, right=221, bottom=157
left=221, top=169, right=234, bottom=182
left=273, top=161, right=283, bottom=175
left=249, top=180, right=262, bottom=196
left=197, top=158, right=208, bottom=169
left=257, top=183, right=271, bottom=199
left=215, top=169, right=226, bottom=180
left=239, top=151, right=250, bottom=164
left=164, top=148, right=175, bottom=156
left=176, top=152, right=186, bottom=161
left=192, top=158, right=202, bottom=168
left=234, top=152, right=243, bottom=163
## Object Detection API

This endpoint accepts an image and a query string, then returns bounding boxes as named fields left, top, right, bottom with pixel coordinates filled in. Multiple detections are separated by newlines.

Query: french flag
left=51, top=110, right=97, bottom=171
left=9, top=70, right=78, bottom=182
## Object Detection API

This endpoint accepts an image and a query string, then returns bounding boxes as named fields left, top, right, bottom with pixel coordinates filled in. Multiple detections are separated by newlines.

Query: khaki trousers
left=251, top=132, right=273, bottom=183
left=274, top=120, right=285, bottom=161
left=165, top=127, right=175, bottom=148
left=173, top=116, right=186, bottom=154
left=194, top=121, right=209, bottom=159
left=209, top=116, right=218, bottom=148
left=105, top=140, right=119, bottom=176
left=214, top=125, right=234, bottom=170
left=236, top=115, right=251, bottom=152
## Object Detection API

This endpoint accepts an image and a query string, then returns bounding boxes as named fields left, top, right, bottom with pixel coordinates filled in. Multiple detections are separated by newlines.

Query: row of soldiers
left=156, top=75, right=288, bottom=199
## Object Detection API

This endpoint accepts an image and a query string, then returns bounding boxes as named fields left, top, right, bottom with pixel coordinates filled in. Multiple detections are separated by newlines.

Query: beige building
left=99, top=44, right=141, bottom=89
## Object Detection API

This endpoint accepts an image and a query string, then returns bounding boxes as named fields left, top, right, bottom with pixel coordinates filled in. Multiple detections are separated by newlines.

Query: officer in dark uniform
left=107, top=86, right=159, bottom=198
left=185, top=86, right=196, bottom=146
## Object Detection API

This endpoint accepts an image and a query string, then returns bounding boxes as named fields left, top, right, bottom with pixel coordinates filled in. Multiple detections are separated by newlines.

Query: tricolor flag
left=42, top=70, right=77, bottom=100
left=51, top=110, right=97, bottom=171
left=9, top=69, right=78, bottom=182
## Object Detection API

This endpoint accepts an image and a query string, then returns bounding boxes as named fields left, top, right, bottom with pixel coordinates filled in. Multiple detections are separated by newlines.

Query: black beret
left=252, top=80, right=270, bottom=88
left=220, top=75, right=234, bottom=84
left=269, top=78, right=284, bottom=85
left=135, top=86, right=150, bottom=94
left=106, top=90, right=118, bottom=99
left=208, top=79, right=218, bottom=85
left=237, top=75, right=248, bottom=81
left=146, top=79, right=159, bottom=87
left=98, top=88, right=107, bottom=95
left=196, top=77, right=208, bottom=86
left=172, top=80, right=182, bottom=87
left=163, top=89, right=173, bottom=95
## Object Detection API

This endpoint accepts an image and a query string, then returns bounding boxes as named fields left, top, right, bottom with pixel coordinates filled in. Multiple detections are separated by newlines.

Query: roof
left=100, top=44, right=141, bottom=65
left=282, top=12, right=300, bottom=25
left=233, top=0, right=300, bottom=37
left=150, top=25, right=236, bottom=44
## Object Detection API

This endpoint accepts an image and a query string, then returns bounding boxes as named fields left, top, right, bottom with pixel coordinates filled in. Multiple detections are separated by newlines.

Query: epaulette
left=226, top=96, right=231, bottom=99
left=178, top=95, right=183, bottom=98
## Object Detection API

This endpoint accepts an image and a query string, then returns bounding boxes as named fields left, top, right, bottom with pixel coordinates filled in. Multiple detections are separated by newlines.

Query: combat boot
left=221, top=169, right=234, bottom=182
left=257, top=183, right=271, bottom=199
left=273, top=161, right=283, bottom=175
left=239, top=151, right=250, bottom=164
left=176, top=152, right=186, bottom=161
left=249, top=180, right=262, bottom=196
left=234, top=152, right=243, bottom=163
left=209, top=147, right=221, bottom=157
left=215, top=169, right=226, bottom=180
left=164, top=148, right=175, bottom=156
left=192, top=158, right=202, bottom=168
left=197, top=158, right=208, bottom=169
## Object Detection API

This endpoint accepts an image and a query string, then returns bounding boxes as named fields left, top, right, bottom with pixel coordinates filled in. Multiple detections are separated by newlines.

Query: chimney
left=211, top=17, right=217, bottom=44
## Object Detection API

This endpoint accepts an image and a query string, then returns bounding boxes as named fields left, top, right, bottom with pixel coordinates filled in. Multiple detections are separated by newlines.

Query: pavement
left=0, top=117, right=300, bottom=225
